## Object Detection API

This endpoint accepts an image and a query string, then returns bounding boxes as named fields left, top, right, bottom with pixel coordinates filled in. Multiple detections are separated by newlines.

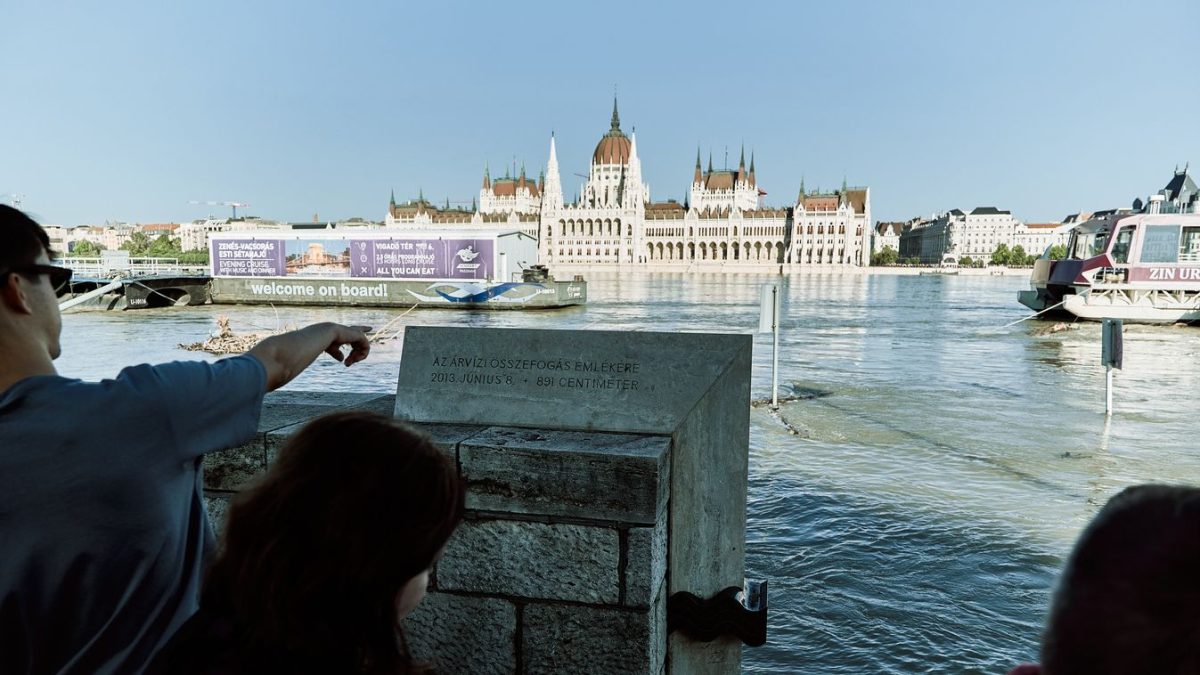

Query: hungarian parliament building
left=384, top=100, right=871, bottom=268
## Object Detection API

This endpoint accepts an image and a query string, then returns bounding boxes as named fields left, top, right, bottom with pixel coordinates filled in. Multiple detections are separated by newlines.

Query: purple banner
left=211, top=239, right=286, bottom=277
left=212, top=237, right=494, bottom=279
left=349, top=238, right=494, bottom=279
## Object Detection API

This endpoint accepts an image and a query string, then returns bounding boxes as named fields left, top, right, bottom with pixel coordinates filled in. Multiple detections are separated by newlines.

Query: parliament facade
left=386, top=100, right=871, bottom=269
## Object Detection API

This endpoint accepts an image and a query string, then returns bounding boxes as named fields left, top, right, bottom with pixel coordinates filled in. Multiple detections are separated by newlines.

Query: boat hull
left=210, top=277, right=586, bottom=310
left=1063, top=287, right=1200, bottom=324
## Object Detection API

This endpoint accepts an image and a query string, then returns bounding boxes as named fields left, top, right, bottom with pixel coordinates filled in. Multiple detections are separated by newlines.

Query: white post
left=771, top=285, right=780, bottom=408
left=758, top=283, right=782, bottom=408
left=1105, top=365, right=1113, bottom=415
left=1101, top=318, right=1122, bottom=416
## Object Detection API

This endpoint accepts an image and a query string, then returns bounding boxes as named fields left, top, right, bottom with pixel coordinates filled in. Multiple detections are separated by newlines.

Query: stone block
left=522, top=603, right=660, bottom=675
left=624, top=517, right=667, bottom=608
left=459, top=428, right=669, bottom=524
left=202, top=439, right=266, bottom=491
left=254, top=391, right=382, bottom=455
left=264, top=417, right=483, bottom=466
left=395, top=327, right=751, bottom=436
left=412, top=423, right=489, bottom=468
left=438, top=520, right=619, bottom=604
left=405, top=592, right=516, bottom=675
left=350, top=393, right=397, bottom=417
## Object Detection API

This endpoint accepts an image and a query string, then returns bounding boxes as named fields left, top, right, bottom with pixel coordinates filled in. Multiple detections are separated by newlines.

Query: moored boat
left=207, top=229, right=586, bottom=310
left=1019, top=167, right=1200, bottom=323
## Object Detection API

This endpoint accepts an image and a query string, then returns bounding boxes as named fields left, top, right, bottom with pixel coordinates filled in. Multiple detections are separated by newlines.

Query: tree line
left=871, top=243, right=1067, bottom=267
left=67, top=231, right=210, bottom=264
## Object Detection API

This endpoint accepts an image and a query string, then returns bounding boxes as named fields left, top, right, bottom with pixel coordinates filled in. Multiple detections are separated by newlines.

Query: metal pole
left=1105, top=364, right=1113, bottom=415
left=771, top=285, right=779, bottom=408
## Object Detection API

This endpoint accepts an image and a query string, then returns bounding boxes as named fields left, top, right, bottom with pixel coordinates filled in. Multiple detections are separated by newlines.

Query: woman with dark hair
left=151, top=411, right=464, bottom=674
left=1007, top=484, right=1200, bottom=675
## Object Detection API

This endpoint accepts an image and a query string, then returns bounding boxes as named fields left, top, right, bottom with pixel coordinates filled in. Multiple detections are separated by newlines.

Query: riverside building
left=383, top=99, right=873, bottom=269
left=899, top=207, right=1049, bottom=263
left=382, top=170, right=542, bottom=238
left=538, top=100, right=871, bottom=268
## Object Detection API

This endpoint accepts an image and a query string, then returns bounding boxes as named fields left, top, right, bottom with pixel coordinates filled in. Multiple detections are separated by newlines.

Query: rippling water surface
left=58, top=272, right=1200, bottom=674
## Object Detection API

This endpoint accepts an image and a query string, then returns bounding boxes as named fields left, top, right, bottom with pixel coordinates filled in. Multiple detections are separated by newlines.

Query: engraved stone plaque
left=394, top=326, right=750, bottom=435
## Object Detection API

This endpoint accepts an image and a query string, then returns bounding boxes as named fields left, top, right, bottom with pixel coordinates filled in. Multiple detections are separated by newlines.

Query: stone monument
left=393, top=326, right=753, bottom=674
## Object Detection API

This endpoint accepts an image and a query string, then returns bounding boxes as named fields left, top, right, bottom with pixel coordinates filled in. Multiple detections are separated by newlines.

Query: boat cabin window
left=1110, top=227, right=1134, bottom=264
left=1139, top=224, right=1182, bottom=263
left=1070, top=230, right=1108, bottom=260
left=1181, top=226, right=1200, bottom=262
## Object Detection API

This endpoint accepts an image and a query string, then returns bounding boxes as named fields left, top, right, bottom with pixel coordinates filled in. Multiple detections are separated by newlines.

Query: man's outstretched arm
left=247, top=322, right=370, bottom=391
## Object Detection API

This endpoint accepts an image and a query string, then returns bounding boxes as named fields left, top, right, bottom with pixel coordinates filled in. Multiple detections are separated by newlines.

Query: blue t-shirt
left=0, top=355, right=267, bottom=675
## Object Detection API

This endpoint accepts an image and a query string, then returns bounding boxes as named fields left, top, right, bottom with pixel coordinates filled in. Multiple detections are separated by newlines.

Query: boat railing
left=61, top=257, right=208, bottom=278
left=1094, top=267, right=1128, bottom=285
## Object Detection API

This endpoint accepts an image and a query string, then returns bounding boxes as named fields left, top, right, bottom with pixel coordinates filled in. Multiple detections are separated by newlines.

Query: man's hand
left=323, top=325, right=371, bottom=366
left=248, top=322, right=374, bottom=391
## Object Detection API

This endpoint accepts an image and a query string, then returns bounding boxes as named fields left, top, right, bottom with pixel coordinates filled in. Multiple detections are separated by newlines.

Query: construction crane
left=189, top=200, right=250, bottom=219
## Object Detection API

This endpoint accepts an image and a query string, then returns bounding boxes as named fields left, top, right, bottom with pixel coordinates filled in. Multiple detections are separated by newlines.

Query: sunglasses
left=4, top=264, right=74, bottom=293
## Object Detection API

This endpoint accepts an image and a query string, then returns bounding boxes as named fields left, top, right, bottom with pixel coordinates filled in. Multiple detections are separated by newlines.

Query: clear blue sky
left=3, top=0, right=1197, bottom=226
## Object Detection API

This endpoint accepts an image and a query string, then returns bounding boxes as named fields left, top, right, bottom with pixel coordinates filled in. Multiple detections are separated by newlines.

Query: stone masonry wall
left=203, top=391, right=671, bottom=675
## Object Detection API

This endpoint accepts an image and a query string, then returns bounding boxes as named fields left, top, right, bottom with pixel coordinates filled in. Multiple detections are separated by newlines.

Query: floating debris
left=179, top=316, right=268, bottom=355
left=1033, top=322, right=1080, bottom=336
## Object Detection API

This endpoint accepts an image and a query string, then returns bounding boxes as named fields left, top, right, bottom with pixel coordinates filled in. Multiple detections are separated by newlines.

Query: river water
left=58, top=272, right=1200, bottom=674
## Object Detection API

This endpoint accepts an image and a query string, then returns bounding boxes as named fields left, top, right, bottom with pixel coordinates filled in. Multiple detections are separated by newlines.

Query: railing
left=61, top=257, right=209, bottom=277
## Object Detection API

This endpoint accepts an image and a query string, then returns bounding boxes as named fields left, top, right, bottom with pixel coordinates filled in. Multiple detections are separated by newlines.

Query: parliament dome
left=592, top=98, right=631, bottom=165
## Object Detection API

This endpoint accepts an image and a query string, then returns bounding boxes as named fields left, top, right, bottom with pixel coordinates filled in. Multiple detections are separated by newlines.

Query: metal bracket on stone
left=667, top=580, right=767, bottom=647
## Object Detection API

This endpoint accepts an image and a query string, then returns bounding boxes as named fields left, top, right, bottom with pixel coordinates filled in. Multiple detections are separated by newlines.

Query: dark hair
left=202, top=411, right=464, bottom=673
left=0, top=205, right=53, bottom=270
left=1041, top=484, right=1200, bottom=675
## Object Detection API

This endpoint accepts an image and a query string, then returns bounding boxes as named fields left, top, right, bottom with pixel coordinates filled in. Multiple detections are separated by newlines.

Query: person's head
left=204, top=411, right=464, bottom=672
left=0, top=205, right=69, bottom=361
left=1041, top=484, right=1200, bottom=675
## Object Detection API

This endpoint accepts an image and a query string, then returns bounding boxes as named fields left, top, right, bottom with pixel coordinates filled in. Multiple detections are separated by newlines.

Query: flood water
left=58, top=272, right=1200, bottom=674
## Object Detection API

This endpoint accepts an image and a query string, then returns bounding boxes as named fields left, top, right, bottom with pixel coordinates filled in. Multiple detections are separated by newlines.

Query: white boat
left=1018, top=213, right=1200, bottom=323
left=1019, top=167, right=1200, bottom=323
